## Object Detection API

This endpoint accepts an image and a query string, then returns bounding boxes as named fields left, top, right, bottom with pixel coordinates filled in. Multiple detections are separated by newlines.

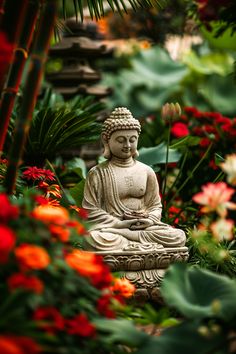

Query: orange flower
left=49, top=224, right=70, bottom=242
left=15, top=244, right=50, bottom=270
left=65, top=250, right=113, bottom=288
left=65, top=250, right=103, bottom=277
left=32, top=205, right=69, bottom=225
left=112, top=278, right=135, bottom=298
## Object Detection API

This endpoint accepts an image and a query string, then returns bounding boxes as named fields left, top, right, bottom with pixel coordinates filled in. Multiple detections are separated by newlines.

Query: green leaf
left=138, top=142, right=181, bottom=165
left=170, top=136, right=201, bottom=149
left=200, top=74, right=236, bottom=116
left=135, top=320, right=227, bottom=354
left=94, top=318, right=149, bottom=347
left=161, top=263, right=236, bottom=321
left=182, top=50, right=234, bottom=76
left=64, top=157, right=87, bottom=178
left=69, top=179, right=85, bottom=207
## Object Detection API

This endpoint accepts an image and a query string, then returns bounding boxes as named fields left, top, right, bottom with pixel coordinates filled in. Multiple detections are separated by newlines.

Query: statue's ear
left=101, top=133, right=108, bottom=144
left=101, top=134, right=111, bottom=159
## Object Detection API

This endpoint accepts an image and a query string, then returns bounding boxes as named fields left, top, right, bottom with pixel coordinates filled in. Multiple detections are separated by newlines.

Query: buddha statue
left=82, top=107, right=186, bottom=252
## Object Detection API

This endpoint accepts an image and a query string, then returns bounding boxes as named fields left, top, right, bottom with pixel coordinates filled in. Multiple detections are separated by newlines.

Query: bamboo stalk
left=4, top=0, right=57, bottom=194
left=0, top=0, right=28, bottom=91
left=0, top=0, right=40, bottom=152
left=0, top=0, right=5, bottom=24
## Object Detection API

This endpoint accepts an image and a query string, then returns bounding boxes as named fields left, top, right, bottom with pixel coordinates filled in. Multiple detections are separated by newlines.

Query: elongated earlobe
left=133, top=149, right=139, bottom=158
left=101, top=134, right=111, bottom=159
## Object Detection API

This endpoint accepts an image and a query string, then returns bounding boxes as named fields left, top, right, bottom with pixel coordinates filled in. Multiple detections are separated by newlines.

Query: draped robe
left=82, top=160, right=186, bottom=251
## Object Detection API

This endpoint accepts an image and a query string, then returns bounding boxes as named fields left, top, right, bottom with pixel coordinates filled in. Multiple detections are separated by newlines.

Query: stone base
left=97, top=246, right=189, bottom=301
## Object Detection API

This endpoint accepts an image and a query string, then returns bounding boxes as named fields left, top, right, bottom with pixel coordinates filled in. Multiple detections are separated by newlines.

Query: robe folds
left=82, top=161, right=186, bottom=251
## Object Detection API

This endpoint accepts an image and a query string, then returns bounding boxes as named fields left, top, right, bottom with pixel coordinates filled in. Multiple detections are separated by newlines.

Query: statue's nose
left=124, top=140, right=131, bottom=148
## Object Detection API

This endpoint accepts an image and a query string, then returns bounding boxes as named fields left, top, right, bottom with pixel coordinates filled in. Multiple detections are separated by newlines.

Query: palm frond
left=62, top=0, right=168, bottom=20
left=24, top=91, right=104, bottom=164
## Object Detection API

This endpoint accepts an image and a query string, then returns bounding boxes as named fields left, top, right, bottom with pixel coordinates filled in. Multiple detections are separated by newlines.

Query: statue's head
left=102, top=107, right=141, bottom=159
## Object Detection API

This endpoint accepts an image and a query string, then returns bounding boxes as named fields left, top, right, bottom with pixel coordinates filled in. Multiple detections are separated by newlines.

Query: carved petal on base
left=100, top=247, right=189, bottom=271
left=96, top=247, right=189, bottom=301
left=125, top=268, right=165, bottom=288
left=123, top=269, right=165, bottom=302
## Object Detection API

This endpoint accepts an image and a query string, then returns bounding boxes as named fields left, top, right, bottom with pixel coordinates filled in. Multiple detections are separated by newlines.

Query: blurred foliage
left=144, top=263, right=236, bottom=354
left=102, top=44, right=236, bottom=117
left=98, top=0, right=187, bottom=44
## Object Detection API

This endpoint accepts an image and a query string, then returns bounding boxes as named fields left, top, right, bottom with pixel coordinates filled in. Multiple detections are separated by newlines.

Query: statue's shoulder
left=135, top=160, right=155, bottom=175
left=88, top=161, right=109, bottom=176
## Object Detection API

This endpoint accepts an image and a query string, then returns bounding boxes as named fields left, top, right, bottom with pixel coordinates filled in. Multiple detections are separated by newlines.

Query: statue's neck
left=110, top=156, right=135, bottom=167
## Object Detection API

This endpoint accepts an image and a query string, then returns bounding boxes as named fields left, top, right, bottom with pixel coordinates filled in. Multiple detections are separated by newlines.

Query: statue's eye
left=116, top=137, right=125, bottom=143
left=130, top=136, right=137, bottom=143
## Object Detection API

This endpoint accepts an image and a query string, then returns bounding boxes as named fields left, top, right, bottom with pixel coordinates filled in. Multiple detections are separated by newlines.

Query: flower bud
left=197, top=326, right=210, bottom=338
left=161, top=102, right=182, bottom=123
left=211, top=299, right=221, bottom=314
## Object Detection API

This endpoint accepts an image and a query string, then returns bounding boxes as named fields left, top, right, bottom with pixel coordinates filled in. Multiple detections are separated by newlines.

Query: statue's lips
left=121, top=149, right=131, bottom=153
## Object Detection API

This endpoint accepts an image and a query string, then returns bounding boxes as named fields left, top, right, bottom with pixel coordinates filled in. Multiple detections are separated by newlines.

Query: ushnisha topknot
left=102, top=107, right=141, bottom=140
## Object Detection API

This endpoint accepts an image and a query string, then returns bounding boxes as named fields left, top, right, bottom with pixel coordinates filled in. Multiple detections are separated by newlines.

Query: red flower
left=22, top=167, right=44, bottom=181
left=0, top=194, right=19, bottom=223
left=0, top=335, right=41, bottom=354
left=78, top=208, right=88, bottom=219
left=168, top=205, right=182, bottom=224
left=0, top=225, right=16, bottom=263
left=171, top=122, right=189, bottom=138
left=209, top=159, right=218, bottom=170
left=22, top=167, right=55, bottom=182
left=33, top=307, right=64, bottom=334
left=40, top=169, right=55, bottom=181
left=34, top=196, right=48, bottom=205
left=65, top=313, right=96, bottom=337
left=7, top=273, right=44, bottom=294
left=184, top=106, right=202, bottom=118
left=97, top=294, right=116, bottom=318
left=199, top=137, right=211, bottom=147
left=0, top=32, right=14, bottom=84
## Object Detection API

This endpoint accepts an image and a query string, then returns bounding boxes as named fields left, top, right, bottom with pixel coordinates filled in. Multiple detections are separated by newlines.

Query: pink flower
left=210, top=218, right=234, bottom=242
left=193, top=182, right=236, bottom=217
left=171, top=122, right=189, bottom=138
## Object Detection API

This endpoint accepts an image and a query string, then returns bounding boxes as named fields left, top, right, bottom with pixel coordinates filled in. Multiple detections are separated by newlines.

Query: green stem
left=162, top=123, right=171, bottom=197
left=0, top=0, right=40, bottom=151
left=4, top=0, right=57, bottom=194
left=212, top=171, right=224, bottom=183
left=165, top=149, right=189, bottom=211
left=168, top=143, right=213, bottom=206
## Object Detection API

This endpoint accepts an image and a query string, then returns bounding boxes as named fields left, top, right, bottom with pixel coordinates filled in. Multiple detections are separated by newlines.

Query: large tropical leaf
left=161, top=263, right=236, bottom=321
left=138, top=142, right=181, bottom=166
left=135, top=320, right=227, bottom=354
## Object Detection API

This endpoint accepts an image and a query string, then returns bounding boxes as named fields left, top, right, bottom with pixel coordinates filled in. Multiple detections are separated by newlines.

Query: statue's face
left=108, top=129, right=138, bottom=159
